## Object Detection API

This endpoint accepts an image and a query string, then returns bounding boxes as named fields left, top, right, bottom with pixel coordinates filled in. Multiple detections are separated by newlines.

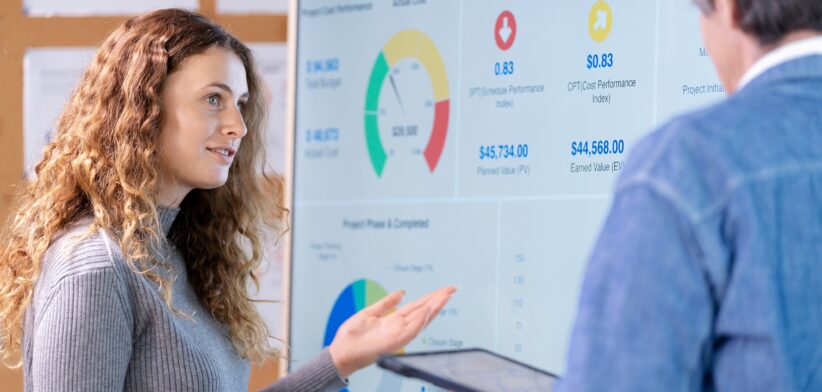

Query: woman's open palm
left=328, top=286, right=456, bottom=378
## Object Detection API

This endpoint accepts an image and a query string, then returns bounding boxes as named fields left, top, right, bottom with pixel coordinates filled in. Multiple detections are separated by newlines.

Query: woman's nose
left=222, top=106, right=247, bottom=138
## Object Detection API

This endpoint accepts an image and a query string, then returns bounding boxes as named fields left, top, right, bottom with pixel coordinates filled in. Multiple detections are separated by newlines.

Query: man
left=556, top=0, right=822, bottom=390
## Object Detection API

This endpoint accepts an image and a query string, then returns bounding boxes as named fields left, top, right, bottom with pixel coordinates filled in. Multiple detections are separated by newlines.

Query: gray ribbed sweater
left=23, top=208, right=346, bottom=391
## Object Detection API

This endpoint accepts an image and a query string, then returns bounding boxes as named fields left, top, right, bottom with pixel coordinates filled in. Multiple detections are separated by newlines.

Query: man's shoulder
left=617, top=93, right=771, bottom=216
left=616, top=104, right=737, bottom=206
left=619, top=72, right=822, bottom=220
left=630, top=87, right=769, bottom=169
left=632, top=54, right=822, bottom=171
left=627, top=61, right=822, bottom=178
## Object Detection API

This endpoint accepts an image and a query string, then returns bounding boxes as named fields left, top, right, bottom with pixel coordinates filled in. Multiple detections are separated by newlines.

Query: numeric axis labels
left=496, top=198, right=610, bottom=373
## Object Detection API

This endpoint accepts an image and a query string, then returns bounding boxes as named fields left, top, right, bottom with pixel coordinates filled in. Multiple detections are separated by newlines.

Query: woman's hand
left=327, top=286, right=456, bottom=379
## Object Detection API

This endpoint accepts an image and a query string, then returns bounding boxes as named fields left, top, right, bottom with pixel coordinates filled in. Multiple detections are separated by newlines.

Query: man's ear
left=715, top=0, right=742, bottom=31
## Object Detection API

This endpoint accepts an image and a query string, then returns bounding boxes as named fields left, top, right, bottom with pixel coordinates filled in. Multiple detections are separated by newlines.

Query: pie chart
left=323, top=279, right=390, bottom=347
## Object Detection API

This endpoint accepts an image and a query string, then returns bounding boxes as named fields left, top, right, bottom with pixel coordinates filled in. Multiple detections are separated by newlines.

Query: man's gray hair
left=694, top=0, right=822, bottom=45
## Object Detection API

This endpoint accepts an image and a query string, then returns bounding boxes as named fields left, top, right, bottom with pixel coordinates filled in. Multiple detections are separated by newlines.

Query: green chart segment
left=364, top=29, right=450, bottom=177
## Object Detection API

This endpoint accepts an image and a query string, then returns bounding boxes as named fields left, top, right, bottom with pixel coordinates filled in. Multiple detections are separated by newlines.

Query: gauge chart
left=364, top=29, right=450, bottom=177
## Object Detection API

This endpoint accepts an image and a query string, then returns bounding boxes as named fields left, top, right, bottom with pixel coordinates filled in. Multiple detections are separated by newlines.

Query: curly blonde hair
left=0, top=9, right=285, bottom=366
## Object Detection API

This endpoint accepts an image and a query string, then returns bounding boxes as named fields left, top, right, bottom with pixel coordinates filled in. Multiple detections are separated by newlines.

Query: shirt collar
left=738, top=35, right=822, bottom=91
left=158, top=206, right=181, bottom=236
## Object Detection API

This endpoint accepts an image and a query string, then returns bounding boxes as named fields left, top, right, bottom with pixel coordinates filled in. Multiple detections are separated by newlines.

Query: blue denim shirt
left=556, top=55, right=822, bottom=391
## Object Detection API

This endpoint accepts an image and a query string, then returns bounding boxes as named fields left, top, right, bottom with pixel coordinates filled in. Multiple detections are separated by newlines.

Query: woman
left=0, top=8, right=455, bottom=391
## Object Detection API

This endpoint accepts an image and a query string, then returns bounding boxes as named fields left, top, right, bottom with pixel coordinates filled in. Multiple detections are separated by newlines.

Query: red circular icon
left=495, top=10, right=517, bottom=51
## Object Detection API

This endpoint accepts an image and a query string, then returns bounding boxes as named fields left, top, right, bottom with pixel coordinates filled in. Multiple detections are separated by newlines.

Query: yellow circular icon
left=588, top=0, right=612, bottom=42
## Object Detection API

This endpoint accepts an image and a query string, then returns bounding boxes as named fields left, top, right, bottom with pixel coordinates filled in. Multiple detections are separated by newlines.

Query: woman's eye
left=207, top=95, right=220, bottom=106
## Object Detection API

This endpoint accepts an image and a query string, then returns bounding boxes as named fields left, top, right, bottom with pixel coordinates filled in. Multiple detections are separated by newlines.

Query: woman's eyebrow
left=202, top=82, right=249, bottom=99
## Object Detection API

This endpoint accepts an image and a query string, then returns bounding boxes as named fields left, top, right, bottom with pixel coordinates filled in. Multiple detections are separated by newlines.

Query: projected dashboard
left=289, top=1, right=722, bottom=390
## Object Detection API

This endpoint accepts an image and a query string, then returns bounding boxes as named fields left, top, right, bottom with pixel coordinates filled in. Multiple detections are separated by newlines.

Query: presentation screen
left=289, top=1, right=722, bottom=390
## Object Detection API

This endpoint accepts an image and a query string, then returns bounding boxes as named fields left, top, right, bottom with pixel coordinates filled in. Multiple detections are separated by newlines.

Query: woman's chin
left=195, top=176, right=229, bottom=190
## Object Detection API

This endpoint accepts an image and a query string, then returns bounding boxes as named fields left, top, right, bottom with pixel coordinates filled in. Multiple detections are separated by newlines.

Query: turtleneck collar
left=157, top=206, right=181, bottom=236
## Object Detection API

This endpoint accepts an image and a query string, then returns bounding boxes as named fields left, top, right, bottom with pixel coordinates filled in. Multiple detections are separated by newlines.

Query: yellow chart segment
left=383, top=29, right=449, bottom=101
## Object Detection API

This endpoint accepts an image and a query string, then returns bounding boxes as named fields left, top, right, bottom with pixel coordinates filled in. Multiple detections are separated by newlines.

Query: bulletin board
left=0, top=1, right=287, bottom=391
